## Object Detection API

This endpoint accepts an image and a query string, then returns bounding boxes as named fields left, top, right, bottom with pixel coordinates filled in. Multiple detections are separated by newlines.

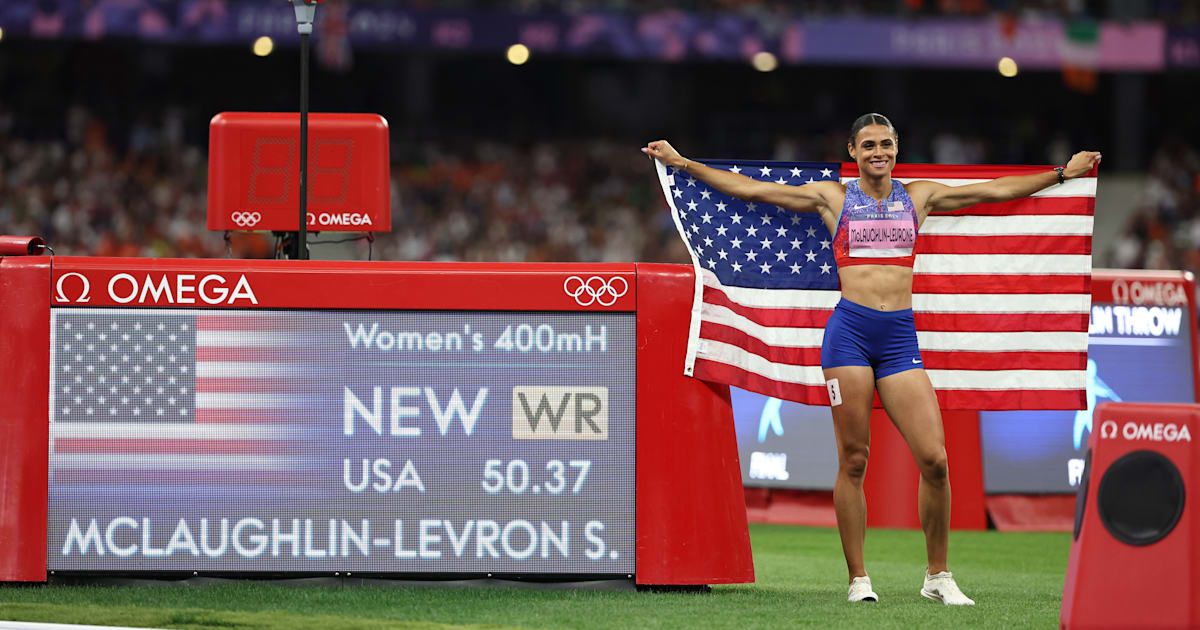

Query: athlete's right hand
left=642, top=140, right=684, bottom=169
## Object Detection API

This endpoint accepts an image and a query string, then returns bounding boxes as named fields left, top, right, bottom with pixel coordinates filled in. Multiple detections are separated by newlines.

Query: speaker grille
left=1097, top=450, right=1186, bottom=546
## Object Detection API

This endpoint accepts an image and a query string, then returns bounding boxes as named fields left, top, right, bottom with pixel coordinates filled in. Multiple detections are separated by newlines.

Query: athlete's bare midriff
left=837, top=264, right=913, bottom=311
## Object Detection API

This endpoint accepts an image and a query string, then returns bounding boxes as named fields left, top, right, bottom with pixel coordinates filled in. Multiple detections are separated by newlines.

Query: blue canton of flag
left=666, top=160, right=841, bottom=291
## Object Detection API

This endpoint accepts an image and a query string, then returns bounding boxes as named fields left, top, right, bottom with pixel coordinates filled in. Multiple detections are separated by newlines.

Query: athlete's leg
left=824, top=364, right=877, bottom=582
left=875, top=368, right=950, bottom=574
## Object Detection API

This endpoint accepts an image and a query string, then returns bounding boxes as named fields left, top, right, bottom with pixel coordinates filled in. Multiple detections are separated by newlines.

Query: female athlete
left=643, top=113, right=1100, bottom=605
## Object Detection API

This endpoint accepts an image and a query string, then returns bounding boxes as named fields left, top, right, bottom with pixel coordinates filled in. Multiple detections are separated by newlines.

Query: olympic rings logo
left=231, top=212, right=262, bottom=227
left=563, top=275, right=628, bottom=307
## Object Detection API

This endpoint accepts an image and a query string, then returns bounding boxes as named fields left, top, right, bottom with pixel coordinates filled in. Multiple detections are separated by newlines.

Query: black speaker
left=1096, top=450, right=1185, bottom=546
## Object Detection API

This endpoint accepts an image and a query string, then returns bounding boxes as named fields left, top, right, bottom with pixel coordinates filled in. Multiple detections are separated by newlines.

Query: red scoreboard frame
left=0, top=253, right=753, bottom=586
left=207, top=113, right=391, bottom=233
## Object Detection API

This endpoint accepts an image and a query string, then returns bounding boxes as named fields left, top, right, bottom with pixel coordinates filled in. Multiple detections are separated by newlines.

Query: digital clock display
left=47, top=308, right=635, bottom=574
left=207, top=112, right=390, bottom=233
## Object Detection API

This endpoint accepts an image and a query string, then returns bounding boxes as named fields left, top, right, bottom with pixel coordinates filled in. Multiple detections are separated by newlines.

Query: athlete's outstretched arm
left=642, top=140, right=839, bottom=216
left=911, top=150, right=1101, bottom=217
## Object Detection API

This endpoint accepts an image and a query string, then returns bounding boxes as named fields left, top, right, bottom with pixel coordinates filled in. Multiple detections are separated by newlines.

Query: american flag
left=49, top=309, right=319, bottom=487
left=655, top=159, right=1095, bottom=410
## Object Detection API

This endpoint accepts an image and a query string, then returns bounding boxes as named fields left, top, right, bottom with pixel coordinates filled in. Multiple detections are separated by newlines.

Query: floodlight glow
left=998, top=56, right=1018, bottom=78
left=507, top=44, right=531, bottom=65
left=752, top=51, right=778, bottom=72
left=253, top=36, right=275, bottom=57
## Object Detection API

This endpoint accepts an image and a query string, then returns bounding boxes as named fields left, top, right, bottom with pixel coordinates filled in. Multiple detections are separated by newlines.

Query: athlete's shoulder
left=901, top=179, right=942, bottom=209
left=901, top=179, right=945, bottom=195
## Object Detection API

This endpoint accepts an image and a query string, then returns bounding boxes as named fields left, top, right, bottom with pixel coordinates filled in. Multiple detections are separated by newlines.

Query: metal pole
left=291, top=0, right=317, bottom=260
left=299, top=30, right=310, bottom=259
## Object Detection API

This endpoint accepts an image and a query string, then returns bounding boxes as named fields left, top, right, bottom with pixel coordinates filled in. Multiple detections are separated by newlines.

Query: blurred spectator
left=1104, top=138, right=1200, bottom=273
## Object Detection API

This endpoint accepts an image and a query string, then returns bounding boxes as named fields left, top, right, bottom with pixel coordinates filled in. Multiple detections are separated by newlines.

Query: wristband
left=1054, top=167, right=1065, bottom=185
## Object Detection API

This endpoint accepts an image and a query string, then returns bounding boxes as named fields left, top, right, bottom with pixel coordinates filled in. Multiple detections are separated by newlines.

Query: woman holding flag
left=642, top=113, right=1100, bottom=606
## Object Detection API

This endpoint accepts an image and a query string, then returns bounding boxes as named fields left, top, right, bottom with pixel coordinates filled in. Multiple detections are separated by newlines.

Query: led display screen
left=980, top=300, right=1196, bottom=493
left=731, top=387, right=838, bottom=490
left=48, top=308, right=635, bottom=574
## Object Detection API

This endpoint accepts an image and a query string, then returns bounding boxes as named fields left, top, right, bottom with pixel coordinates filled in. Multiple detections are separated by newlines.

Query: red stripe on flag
left=51, top=470, right=304, bottom=486
left=914, top=312, right=1088, bottom=332
left=195, top=409, right=309, bottom=423
left=703, top=286, right=833, bottom=328
left=916, top=235, right=1091, bottom=255
left=196, top=315, right=275, bottom=331
left=54, top=438, right=286, bottom=455
left=934, top=388, right=1086, bottom=410
left=921, top=350, right=1087, bottom=371
left=195, top=347, right=294, bottom=361
left=195, top=377, right=306, bottom=393
left=693, top=359, right=828, bottom=406
left=913, top=274, right=1089, bottom=294
left=699, top=322, right=822, bottom=365
left=936, top=197, right=1092, bottom=216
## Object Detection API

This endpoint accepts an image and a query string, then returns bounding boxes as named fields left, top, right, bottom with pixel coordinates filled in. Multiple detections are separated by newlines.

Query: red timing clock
left=207, top=112, right=390, bottom=232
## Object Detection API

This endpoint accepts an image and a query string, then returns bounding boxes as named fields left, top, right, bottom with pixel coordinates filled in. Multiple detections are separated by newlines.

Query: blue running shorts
left=820, top=298, right=924, bottom=379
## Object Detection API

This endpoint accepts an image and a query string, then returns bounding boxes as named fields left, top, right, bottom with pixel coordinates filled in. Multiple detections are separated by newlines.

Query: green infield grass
left=0, top=523, right=1070, bottom=630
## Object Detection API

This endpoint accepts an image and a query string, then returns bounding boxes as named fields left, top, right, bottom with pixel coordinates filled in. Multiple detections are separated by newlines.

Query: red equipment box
left=1061, top=402, right=1197, bottom=629
left=207, top=112, right=390, bottom=233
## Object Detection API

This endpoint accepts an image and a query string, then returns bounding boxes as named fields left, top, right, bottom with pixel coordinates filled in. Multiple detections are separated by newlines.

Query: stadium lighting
left=752, top=51, right=778, bottom=72
left=0, top=27, right=5, bottom=42
left=252, top=36, right=274, bottom=57
left=507, top=44, right=531, bottom=65
left=998, top=56, right=1019, bottom=77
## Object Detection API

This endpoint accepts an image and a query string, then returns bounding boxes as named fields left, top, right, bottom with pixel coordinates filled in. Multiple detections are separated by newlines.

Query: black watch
left=1054, top=167, right=1066, bottom=185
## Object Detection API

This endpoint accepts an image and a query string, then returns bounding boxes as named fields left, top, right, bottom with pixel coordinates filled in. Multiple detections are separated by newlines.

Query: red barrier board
left=0, top=256, right=50, bottom=582
left=0, top=255, right=752, bottom=586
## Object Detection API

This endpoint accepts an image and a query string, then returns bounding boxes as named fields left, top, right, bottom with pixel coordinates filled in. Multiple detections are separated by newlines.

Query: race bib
left=848, top=217, right=915, bottom=258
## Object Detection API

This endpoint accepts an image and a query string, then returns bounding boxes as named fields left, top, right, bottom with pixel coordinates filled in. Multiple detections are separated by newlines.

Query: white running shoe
left=921, top=571, right=975, bottom=606
left=847, top=576, right=879, bottom=602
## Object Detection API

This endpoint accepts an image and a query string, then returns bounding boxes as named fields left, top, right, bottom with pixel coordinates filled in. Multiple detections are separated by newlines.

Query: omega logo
left=1110, top=279, right=1188, bottom=306
left=55, top=272, right=92, bottom=303
left=1099, top=419, right=1192, bottom=443
left=53, top=272, right=258, bottom=305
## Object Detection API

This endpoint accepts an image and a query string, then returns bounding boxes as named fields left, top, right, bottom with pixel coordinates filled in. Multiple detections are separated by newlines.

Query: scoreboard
left=207, top=112, right=391, bottom=233
left=48, top=308, right=635, bottom=574
left=0, top=255, right=754, bottom=584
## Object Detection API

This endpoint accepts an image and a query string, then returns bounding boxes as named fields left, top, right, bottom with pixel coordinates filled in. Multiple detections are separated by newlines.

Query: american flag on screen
left=654, top=159, right=1095, bottom=410
left=49, top=309, right=315, bottom=486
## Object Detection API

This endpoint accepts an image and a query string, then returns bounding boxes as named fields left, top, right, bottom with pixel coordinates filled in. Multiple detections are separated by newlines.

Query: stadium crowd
left=26, top=0, right=1192, bottom=21
left=0, top=106, right=689, bottom=262
left=1, top=105, right=1196, bottom=273
left=490, top=0, right=1186, bottom=20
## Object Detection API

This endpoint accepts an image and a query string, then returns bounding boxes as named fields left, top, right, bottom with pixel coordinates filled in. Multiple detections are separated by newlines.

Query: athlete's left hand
left=1064, top=151, right=1102, bottom=178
